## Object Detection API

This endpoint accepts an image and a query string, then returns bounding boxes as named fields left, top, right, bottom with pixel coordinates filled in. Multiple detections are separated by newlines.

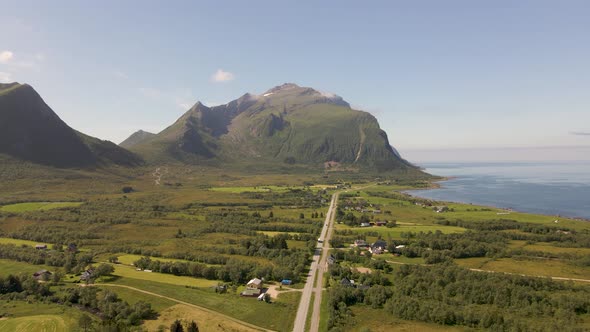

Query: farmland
left=0, top=169, right=589, bottom=331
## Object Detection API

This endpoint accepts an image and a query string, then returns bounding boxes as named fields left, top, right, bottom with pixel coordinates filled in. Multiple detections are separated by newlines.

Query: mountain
left=0, top=83, right=141, bottom=168
left=120, top=130, right=156, bottom=149
left=131, top=83, right=414, bottom=171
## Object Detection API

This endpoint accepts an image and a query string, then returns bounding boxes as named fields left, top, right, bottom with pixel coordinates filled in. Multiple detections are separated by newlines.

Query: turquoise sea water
left=406, top=161, right=590, bottom=219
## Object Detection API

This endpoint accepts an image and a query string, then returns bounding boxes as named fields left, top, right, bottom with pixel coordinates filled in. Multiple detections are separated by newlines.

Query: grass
left=114, top=254, right=192, bottom=266
left=106, top=276, right=300, bottom=331
left=319, top=290, right=329, bottom=332
left=143, top=304, right=261, bottom=332
left=346, top=305, right=468, bottom=332
left=304, top=293, right=315, bottom=331
left=0, top=201, right=82, bottom=213
left=335, top=223, right=466, bottom=239
left=475, top=258, right=590, bottom=279
left=0, top=237, right=51, bottom=247
left=0, top=259, right=54, bottom=276
left=97, top=284, right=176, bottom=312
left=0, top=301, right=84, bottom=332
left=110, top=264, right=218, bottom=288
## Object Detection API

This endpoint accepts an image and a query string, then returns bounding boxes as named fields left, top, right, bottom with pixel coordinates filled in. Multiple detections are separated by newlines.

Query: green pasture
left=110, top=264, right=218, bottom=288
left=0, top=301, right=83, bottom=332
left=106, top=277, right=301, bottom=331
left=0, top=202, right=82, bottom=213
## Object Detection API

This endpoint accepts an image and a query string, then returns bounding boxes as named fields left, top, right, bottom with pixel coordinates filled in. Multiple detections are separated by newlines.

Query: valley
left=0, top=82, right=588, bottom=331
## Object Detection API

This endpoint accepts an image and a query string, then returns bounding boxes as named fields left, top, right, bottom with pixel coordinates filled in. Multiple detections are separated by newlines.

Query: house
left=67, top=243, right=78, bottom=252
left=375, top=221, right=387, bottom=226
left=354, top=239, right=368, bottom=247
left=281, top=279, right=293, bottom=285
left=80, top=269, right=94, bottom=282
left=35, top=244, right=47, bottom=250
left=360, top=222, right=371, bottom=227
left=340, top=277, right=353, bottom=287
left=373, top=210, right=382, bottom=214
left=241, top=278, right=263, bottom=296
left=434, top=206, right=449, bottom=213
left=33, top=270, right=52, bottom=280
left=370, top=240, right=388, bottom=254
left=327, top=254, right=337, bottom=265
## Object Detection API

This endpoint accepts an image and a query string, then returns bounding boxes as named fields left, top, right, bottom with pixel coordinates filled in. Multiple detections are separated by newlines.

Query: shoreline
left=405, top=178, right=590, bottom=223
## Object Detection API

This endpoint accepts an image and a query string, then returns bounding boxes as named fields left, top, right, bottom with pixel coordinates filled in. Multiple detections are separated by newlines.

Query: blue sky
left=1, top=1, right=589, bottom=160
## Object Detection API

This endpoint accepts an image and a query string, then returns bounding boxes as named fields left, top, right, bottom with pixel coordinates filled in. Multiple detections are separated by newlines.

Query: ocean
left=405, top=161, right=590, bottom=220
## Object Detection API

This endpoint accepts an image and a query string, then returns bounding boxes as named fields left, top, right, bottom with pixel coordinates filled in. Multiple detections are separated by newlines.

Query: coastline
left=404, top=177, right=590, bottom=223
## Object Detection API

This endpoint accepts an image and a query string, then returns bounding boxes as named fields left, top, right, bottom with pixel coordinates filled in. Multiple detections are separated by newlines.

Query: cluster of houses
left=34, top=243, right=78, bottom=252
left=353, top=239, right=404, bottom=255
left=359, top=220, right=388, bottom=227
left=414, top=201, right=450, bottom=213
left=342, top=199, right=384, bottom=215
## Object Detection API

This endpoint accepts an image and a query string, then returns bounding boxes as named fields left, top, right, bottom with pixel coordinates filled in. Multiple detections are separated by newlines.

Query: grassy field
left=0, top=201, right=82, bottom=213
left=473, top=258, right=590, bottom=279
left=110, top=264, right=218, bottom=288
left=346, top=306, right=470, bottom=331
left=106, top=277, right=300, bottom=331
left=0, top=302, right=84, bottom=332
left=336, top=223, right=466, bottom=240
left=113, top=254, right=192, bottom=266
left=143, top=304, right=260, bottom=332
left=98, top=284, right=176, bottom=312
left=0, top=258, right=54, bottom=276
left=0, top=237, right=51, bottom=247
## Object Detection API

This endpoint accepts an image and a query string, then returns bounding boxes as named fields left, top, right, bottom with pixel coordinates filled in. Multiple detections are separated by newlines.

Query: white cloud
left=0, top=72, right=12, bottom=83
left=211, top=69, right=235, bottom=83
left=0, top=51, right=14, bottom=63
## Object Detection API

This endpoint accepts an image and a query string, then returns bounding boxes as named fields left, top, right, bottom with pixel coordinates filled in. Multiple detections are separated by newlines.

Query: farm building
left=247, top=278, right=263, bottom=289
left=35, top=244, right=47, bottom=250
left=370, top=240, right=388, bottom=254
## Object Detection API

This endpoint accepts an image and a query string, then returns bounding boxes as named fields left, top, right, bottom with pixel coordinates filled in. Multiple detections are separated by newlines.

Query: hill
left=119, top=130, right=156, bottom=149
left=0, top=83, right=141, bottom=168
left=131, top=83, right=415, bottom=172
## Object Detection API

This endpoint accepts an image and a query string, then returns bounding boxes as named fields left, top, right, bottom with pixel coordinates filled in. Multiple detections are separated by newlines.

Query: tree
left=170, top=319, right=184, bottom=332
left=299, top=213, right=305, bottom=219
left=186, top=320, right=199, bottom=332
left=268, top=211, right=274, bottom=218
left=263, top=293, right=271, bottom=303
left=78, top=313, right=93, bottom=332
left=94, top=263, right=115, bottom=279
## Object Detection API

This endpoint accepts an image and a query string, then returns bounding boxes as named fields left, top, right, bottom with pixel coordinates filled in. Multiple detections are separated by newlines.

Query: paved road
left=292, top=193, right=338, bottom=332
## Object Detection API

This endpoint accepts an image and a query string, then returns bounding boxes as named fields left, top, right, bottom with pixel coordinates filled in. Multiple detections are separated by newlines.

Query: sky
left=1, top=1, right=589, bottom=162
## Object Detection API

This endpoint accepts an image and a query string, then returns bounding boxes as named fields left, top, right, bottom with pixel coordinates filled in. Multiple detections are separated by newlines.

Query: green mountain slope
left=132, top=83, right=414, bottom=171
left=0, top=83, right=142, bottom=168
left=119, top=130, right=156, bottom=149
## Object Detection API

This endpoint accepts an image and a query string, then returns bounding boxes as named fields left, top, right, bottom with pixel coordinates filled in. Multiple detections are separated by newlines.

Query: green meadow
left=0, top=201, right=82, bottom=213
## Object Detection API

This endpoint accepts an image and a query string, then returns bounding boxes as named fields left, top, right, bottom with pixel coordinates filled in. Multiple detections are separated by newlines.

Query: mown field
left=0, top=302, right=83, bottom=332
